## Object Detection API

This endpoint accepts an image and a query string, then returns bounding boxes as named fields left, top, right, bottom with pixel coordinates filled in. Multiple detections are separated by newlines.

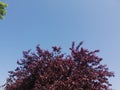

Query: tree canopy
left=0, top=1, right=7, bottom=19
left=4, top=42, right=114, bottom=90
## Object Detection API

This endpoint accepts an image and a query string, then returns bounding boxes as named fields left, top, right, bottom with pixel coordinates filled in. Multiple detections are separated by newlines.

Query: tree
left=0, top=1, right=7, bottom=19
left=4, top=42, right=114, bottom=90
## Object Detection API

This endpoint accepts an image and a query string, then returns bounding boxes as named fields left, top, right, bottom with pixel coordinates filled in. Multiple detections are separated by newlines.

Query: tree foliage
left=4, top=42, right=114, bottom=90
left=0, top=1, right=7, bottom=19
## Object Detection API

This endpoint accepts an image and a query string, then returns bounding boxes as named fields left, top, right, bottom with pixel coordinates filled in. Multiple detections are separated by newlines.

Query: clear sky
left=0, top=0, right=120, bottom=89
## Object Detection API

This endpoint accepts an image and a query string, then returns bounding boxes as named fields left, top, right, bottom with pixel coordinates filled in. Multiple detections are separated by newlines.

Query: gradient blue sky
left=1, top=0, right=120, bottom=89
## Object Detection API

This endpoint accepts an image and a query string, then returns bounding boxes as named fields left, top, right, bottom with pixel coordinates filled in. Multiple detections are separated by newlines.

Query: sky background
left=0, top=0, right=120, bottom=89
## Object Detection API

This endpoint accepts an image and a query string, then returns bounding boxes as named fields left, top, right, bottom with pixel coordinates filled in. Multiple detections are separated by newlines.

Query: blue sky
left=1, top=0, right=120, bottom=89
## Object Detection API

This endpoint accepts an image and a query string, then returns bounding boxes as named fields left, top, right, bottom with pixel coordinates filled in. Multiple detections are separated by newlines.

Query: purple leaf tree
left=4, top=42, right=114, bottom=90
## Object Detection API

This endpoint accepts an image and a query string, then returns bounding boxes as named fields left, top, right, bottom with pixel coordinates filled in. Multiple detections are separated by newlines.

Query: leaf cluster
left=0, top=1, right=7, bottom=19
